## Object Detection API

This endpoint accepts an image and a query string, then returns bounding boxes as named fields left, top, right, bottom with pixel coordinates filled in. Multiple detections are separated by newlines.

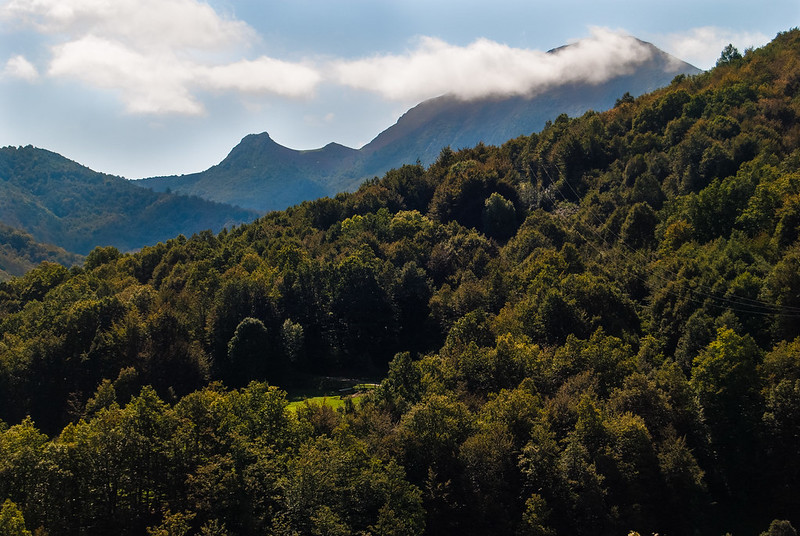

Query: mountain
left=0, top=222, right=83, bottom=281
left=358, top=40, right=700, bottom=171
left=138, top=39, right=700, bottom=212
left=140, top=134, right=360, bottom=212
left=0, top=145, right=259, bottom=255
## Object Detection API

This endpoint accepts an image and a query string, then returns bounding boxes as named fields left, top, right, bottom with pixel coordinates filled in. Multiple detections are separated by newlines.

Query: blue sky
left=1, top=0, right=797, bottom=178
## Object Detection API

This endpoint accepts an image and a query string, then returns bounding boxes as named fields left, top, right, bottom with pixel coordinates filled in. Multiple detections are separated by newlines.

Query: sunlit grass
left=286, top=395, right=347, bottom=412
left=285, top=377, right=379, bottom=412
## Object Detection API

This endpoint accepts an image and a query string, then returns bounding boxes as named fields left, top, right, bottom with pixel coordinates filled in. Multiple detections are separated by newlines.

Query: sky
left=0, top=0, right=798, bottom=179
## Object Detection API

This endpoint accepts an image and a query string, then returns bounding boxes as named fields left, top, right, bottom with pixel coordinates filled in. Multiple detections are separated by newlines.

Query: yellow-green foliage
left=2, top=30, right=800, bottom=536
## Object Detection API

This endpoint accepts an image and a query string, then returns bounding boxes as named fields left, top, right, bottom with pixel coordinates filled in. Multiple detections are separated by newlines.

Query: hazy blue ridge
left=0, top=145, right=259, bottom=255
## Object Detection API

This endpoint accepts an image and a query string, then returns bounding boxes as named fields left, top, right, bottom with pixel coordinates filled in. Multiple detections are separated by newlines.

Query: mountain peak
left=546, top=37, right=699, bottom=73
left=236, top=132, right=278, bottom=148
left=221, top=132, right=289, bottom=166
left=245, top=131, right=272, bottom=141
left=322, top=141, right=355, bottom=151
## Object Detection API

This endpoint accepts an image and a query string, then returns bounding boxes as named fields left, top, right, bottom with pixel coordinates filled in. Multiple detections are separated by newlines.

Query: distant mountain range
left=0, top=146, right=258, bottom=255
left=139, top=39, right=701, bottom=212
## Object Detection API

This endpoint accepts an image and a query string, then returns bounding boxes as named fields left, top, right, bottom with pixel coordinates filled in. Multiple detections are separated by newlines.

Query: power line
left=535, top=159, right=800, bottom=318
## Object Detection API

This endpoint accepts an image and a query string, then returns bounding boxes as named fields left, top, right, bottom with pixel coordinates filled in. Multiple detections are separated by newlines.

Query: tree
left=458, top=423, right=517, bottom=533
left=280, top=318, right=305, bottom=365
left=146, top=510, right=195, bottom=536
left=207, top=274, right=275, bottom=366
left=760, top=520, right=798, bottom=536
left=760, top=339, right=800, bottom=512
left=656, top=432, right=706, bottom=531
left=0, top=418, right=48, bottom=516
left=537, top=290, right=586, bottom=344
left=397, top=395, right=475, bottom=483
left=482, top=192, right=517, bottom=240
left=691, top=328, right=760, bottom=424
left=620, top=202, right=657, bottom=248
left=717, top=44, right=742, bottom=66
left=330, top=249, right=397, bottom=366
left=690, top=328, right=761, bottom=493
left=375, top=352, right=422, bottom=419
left=226, top=318, right=273, bottom=385
left=84, top=246, right=121, bottom=270
left=199, top=520, right=230, bottom=536
left=555, top=439, right=610, bottom=535
left=0, top=499, right=32, bottom=536
left=393, top=261, right=433, bottom=352
left=615, top=92, right=634, bottom=107
left=766, top=246, right=800, bottom=341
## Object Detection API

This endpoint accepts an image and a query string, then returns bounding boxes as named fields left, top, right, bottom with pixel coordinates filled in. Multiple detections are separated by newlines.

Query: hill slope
left=139, top=39, right=700, bottom=212
left=0, top=222, right=83, bottom=281
left=3, top=30, right=800, bottom=536
left=0, top=145, right=259, bottom=255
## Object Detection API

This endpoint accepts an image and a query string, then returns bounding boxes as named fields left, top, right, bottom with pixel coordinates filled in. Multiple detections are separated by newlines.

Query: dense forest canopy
left=2, top=30, right=800, bottom=535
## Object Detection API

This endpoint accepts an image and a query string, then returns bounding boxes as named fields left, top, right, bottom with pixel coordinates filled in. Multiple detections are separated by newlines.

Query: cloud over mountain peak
left=331, top=28, right=663, bottom=102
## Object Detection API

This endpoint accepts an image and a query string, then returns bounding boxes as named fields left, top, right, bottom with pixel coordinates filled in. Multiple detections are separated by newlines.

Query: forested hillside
left=2, top=30, right=800, bottom=536
left=0, top=146, right=258, bottom=255
left=0, top=223, right=83, bottom=281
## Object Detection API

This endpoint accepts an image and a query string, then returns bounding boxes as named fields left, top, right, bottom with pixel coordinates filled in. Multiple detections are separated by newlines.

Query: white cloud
left=2, top=0, right=320, bottom=115
left=196, top=57, right=322, bottom=97
left=332, top=27, right=657, bottom=102
left=655, top=27, right=771, bottom=69
left=2, top=0, right=253, bottom=51
left=5, top=1, right=748, bottom=120
left=48, top=35, right=202, bottom=114
left=3, top=55, right=39, bottom=80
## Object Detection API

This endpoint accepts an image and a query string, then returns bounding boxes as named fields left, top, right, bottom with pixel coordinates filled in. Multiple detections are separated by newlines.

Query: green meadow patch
left=285, top=377, right=378, bottom=412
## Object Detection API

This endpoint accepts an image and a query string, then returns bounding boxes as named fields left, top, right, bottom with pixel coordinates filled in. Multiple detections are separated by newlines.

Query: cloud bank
left=2, top=0, right=711, bottom=116
left=332, top=28, right=657, bottom=102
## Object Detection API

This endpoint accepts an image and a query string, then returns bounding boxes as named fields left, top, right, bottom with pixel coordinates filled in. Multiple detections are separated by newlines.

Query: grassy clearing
left=286, top=395, right=347, bottom=412
left=285, top=377, right=379, bottom=412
